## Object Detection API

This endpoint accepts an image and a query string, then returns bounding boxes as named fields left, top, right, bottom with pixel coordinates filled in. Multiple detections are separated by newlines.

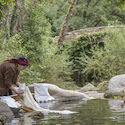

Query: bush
left=81, top=29, right=125, bottom=85
left=66, top=31, right=107, bottom=86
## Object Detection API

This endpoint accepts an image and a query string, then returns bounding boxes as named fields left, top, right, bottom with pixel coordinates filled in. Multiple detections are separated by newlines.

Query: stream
left=9, top=99, right=125, bottom=125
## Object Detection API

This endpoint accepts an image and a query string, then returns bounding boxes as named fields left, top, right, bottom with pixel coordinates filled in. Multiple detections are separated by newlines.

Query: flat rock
left=85, top=91, right=104, bottom=99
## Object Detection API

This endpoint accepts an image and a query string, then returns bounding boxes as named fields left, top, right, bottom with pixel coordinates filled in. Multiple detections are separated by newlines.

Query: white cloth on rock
left=23, top=86, right=77, bottom=114
left=0, top=83, right=27, bottom=108
left=34, top=83, right=55, bottom=102
left=0, top=96, right=20, bottom=108
left=36, top=83, right=94, bottom=100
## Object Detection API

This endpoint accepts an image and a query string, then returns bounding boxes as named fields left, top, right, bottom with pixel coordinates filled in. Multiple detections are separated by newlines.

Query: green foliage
left=65, top=31, right=107, bottom=86
left=0, top=34, right=72, bottom=86
left=44, top=0, right=125, bottom=35
left=62, top=29, right=125, bottom=87
left=20, top=2, right=73, bottom=86
left=80, top=29, right=125, bottom=85
left=118, top=0, right=125, bottom=8
left=69, top=0, right=125, bottom=30
left=0, top=1, right=73, bottom=87
left=0, top=0, right=15, bottom=6
left=0, top=3, right=3, bottom=21
left=43, top=0, right=71, bottom=36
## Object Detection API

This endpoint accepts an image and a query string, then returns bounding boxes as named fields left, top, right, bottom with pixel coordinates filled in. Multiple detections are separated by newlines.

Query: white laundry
left=34, top=83, right=55, bottom=102
left=35, top=83, right=94, bottom=100
left=19, top=83, right=26, bottom=91
left=23, top=86, right=77, bottom=114
left=0, top=96, right=19, bottom=108
left=0, top=83, right=26, bottom=108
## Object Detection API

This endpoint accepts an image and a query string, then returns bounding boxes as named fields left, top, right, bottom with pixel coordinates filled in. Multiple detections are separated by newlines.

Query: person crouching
left=0, top=56, right=30, bottom=96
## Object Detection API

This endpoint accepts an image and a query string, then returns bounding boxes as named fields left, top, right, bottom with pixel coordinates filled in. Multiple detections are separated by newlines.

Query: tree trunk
left=11, top=0, right=18, bottom=36
left=58, top=0, right=78, bottom=49
left=12, top=0, right=25, bottom=36
left=18, top=0, right=25, bottom=30
left=4, top=5, right=14, bottom=43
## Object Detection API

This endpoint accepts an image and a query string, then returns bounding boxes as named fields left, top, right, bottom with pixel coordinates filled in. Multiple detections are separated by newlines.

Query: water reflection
left=9, top=99, right=125, bottom=125
left=108, top=99, right=125, bottom=123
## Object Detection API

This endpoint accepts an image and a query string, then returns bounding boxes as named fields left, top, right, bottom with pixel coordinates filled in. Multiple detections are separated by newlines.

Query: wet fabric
left=23, top=86, right=77, bottom=114
left=34, top=83, right=55, bottom=102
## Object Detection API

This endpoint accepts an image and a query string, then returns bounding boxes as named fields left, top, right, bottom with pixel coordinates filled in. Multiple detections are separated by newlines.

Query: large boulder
left=105, top=74, right=125, bottom=97
left=0, top=101, right=14, bottom=124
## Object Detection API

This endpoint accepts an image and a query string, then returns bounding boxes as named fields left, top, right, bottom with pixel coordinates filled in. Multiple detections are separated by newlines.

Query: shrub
left=66, top=31, right=107, bottom=86
left=81, top=29, right=125, bottom=85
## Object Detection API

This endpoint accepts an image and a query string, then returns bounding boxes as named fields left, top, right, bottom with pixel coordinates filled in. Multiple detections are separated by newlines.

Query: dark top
left=0, top=62, right=20, bottom=96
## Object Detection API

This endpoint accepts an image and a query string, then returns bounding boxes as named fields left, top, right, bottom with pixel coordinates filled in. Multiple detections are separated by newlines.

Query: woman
left=0, top=56, right=30, bottom=96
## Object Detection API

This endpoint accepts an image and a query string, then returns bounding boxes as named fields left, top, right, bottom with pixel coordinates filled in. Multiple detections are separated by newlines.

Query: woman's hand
left=10, top=86, right=24, bottom=97
left=16, top=82, right=21, bottom=87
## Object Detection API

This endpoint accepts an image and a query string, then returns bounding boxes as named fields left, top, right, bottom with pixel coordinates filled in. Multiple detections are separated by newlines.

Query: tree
left=11, top=0, right=25, bottom=36
left=0, top=3, right=4, bottom=25
left=45, top=0, right=125, bottom=35
left=4, top=3, right=14, bottom=43
left=3, top=0, right=25, bottom=42
left=58, top=0, right=78, bottom=49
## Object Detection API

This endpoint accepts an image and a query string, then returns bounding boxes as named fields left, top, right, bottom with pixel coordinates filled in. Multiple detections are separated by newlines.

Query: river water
left=9, top=99, right=125, bottom=125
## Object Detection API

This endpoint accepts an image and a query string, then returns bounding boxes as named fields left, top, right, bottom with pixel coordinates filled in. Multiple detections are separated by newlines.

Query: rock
left=22, top=111, right=44, bottom=125
left=105, top=74, right=125, bottom=97
left=0, top=101, right=14, bottom=124
left=84, top=91, right=104, bottom=99
left=29, top=83, right=93, bottom=101
left=79, top=83, right=96, bottom=92
left=26, top=111, right=44, bottom=120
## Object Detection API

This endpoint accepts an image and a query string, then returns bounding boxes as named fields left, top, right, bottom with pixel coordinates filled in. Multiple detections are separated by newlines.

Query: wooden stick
left=11, top=95, right=35, bottom=112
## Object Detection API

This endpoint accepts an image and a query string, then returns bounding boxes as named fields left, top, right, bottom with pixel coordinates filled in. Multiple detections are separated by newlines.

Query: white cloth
left=34, top=83, right=94, bottom=99
left=34, top=83, right=55, bottom=102
left=0, top=96, right=19, bottom=108
left=23, top=86, right=77, bottom=114
left=19, top=83, right=26, bottom=91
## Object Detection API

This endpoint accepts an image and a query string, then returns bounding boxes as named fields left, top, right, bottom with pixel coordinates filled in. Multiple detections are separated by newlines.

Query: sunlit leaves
left=0, top=0, right=15, bottom=6
left=118, top=0, right=125, bottom=8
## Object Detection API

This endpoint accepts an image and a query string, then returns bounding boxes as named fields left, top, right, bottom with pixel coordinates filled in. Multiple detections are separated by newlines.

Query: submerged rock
left=0, top=101, right=14, bottom=124
left=26, top=111, right=44, bottom=120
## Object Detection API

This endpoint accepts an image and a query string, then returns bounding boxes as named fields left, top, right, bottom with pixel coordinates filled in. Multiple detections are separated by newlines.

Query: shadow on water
left=9, top=99, right=125, bottom=125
